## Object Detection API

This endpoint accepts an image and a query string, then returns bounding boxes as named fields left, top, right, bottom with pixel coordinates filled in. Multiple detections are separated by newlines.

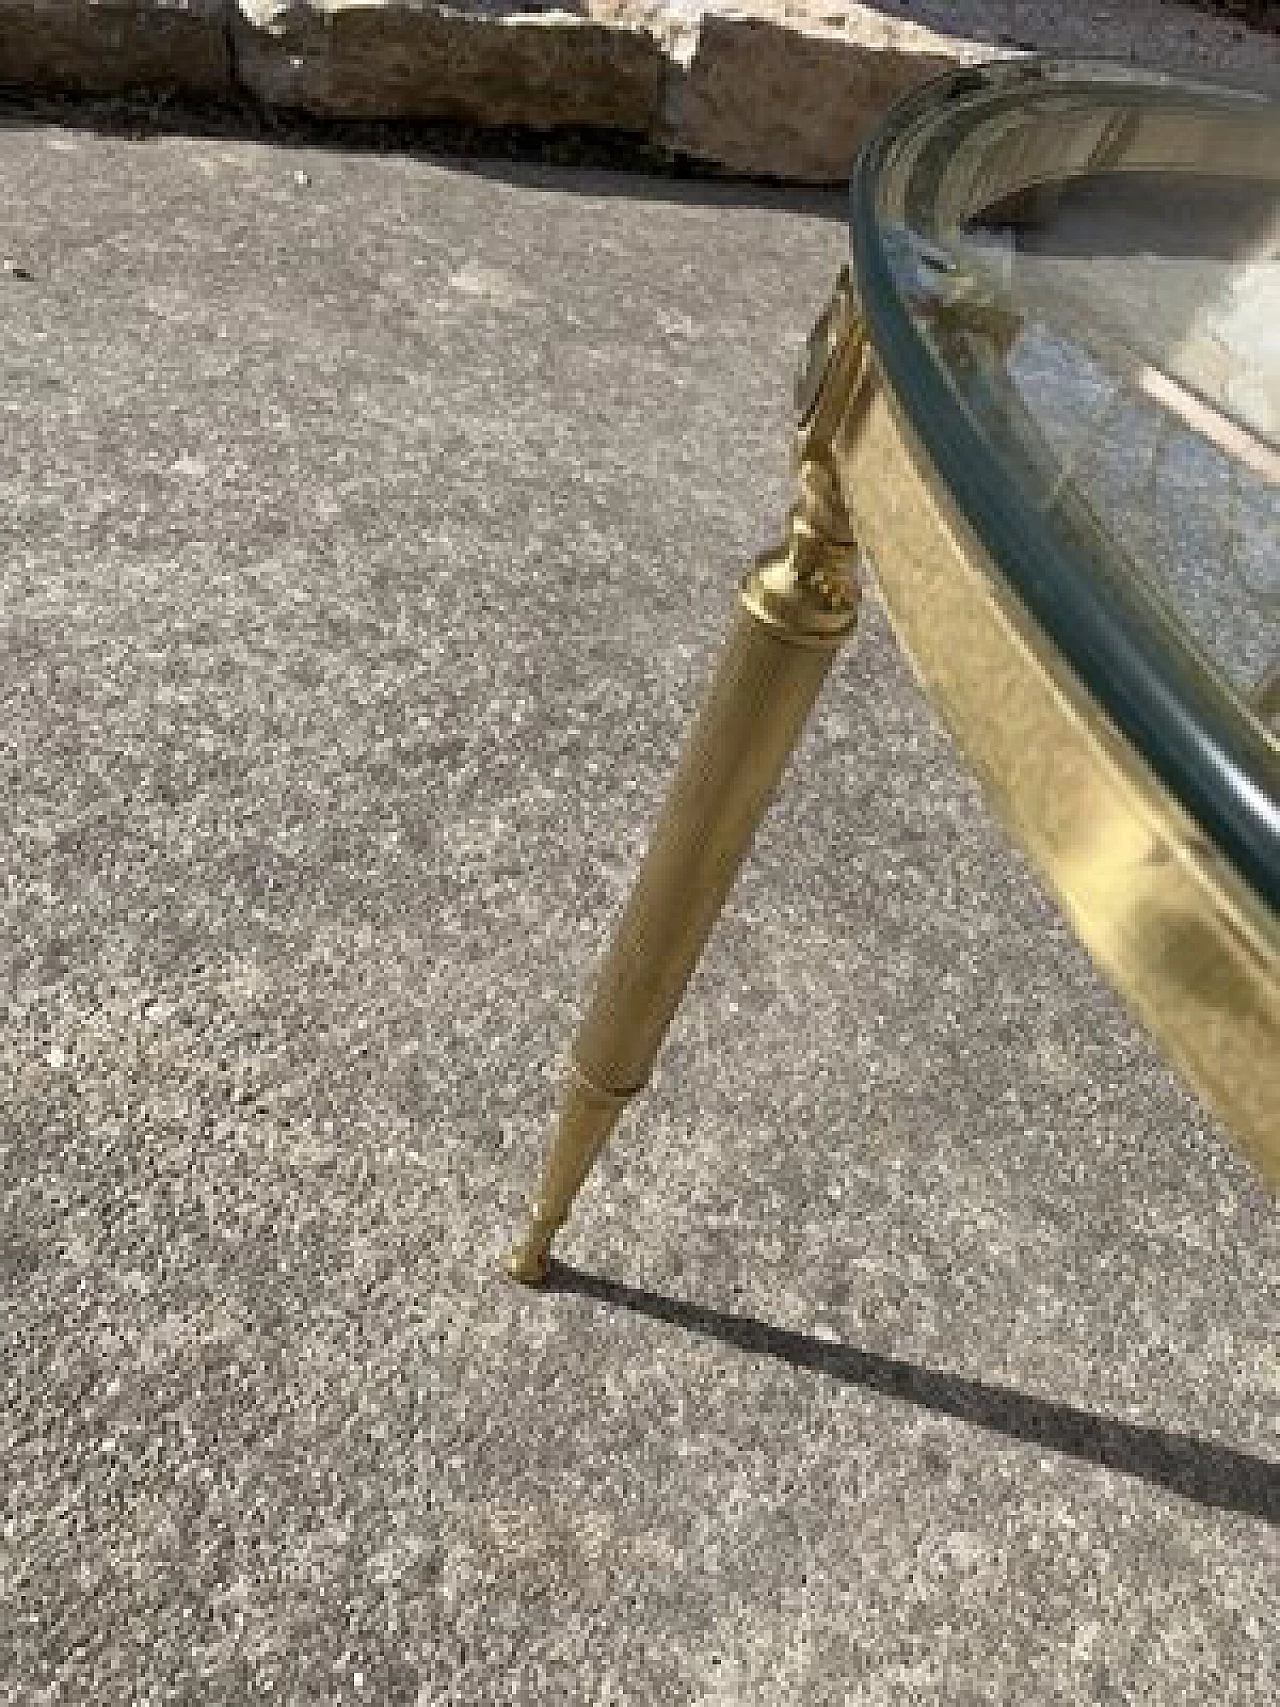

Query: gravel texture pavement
left=0, top=116, right=1276, bottom=1705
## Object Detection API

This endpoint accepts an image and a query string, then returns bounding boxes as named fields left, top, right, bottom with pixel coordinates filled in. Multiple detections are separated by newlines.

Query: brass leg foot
left=505, top=1067, right=630, bottom=1284
left=505, top=1240, right=551, bottom=1287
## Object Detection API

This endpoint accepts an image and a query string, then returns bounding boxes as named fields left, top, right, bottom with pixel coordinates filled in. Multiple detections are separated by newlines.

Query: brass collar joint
left=741, top=268, right=873, bottom=648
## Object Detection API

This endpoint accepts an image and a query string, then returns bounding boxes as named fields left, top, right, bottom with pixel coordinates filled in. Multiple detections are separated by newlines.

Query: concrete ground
left=0, top=112, right=1275, bottom=1705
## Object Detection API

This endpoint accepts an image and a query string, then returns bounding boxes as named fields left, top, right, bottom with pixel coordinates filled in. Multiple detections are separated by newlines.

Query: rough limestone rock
left=0, top=1, right=1276, bottom=183
left=658, top=11, right=996, bottom=181
left=232, top=0, right=665, bottom=131
left=0, top=0, right=233, bottom=96
left=596, top=0, right=1280, bottom=180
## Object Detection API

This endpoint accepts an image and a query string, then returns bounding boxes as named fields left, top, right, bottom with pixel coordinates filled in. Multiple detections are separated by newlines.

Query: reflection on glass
left=948, top=171, right=1279, bottom=701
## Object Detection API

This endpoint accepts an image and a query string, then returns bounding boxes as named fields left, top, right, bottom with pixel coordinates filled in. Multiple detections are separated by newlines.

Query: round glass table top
left=849, top=60, right=1279, bottom=911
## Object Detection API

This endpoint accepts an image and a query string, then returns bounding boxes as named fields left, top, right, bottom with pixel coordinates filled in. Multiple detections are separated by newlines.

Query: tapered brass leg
left=507, top=272, right=873, bottom=1284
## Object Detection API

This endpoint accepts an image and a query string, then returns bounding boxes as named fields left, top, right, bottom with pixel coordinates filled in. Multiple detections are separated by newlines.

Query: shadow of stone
left=0, top=88, right=848, bottom=217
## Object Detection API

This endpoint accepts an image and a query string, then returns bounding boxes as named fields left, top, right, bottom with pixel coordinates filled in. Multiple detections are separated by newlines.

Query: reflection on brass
left=840, top=375, right=1280, bottom=1183
left=506, top=274, right=869, bottom=1284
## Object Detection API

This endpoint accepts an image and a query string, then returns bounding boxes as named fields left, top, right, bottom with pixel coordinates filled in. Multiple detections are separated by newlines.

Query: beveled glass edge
left=848, top=57, right=1280, bottom=913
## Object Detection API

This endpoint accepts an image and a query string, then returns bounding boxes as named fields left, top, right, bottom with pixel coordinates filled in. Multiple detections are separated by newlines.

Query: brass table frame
left=508, top=246, right=1279, bottom=1287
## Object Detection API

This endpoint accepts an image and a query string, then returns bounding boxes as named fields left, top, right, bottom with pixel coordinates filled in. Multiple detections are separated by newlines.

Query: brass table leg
left=507, top=274, right=872, bottom=1284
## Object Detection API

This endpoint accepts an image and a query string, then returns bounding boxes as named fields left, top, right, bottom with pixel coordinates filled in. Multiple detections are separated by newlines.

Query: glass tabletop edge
left=847, top=57, right=1280, bottom=916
